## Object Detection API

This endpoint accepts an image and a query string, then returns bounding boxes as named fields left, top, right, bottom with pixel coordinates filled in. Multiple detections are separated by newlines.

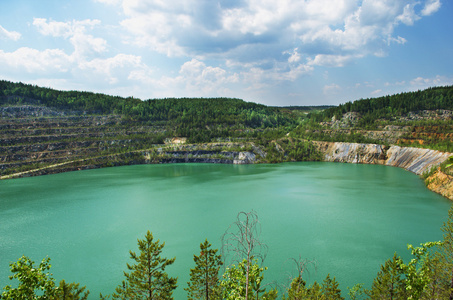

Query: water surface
left=0, top=162, right=450, bottom=297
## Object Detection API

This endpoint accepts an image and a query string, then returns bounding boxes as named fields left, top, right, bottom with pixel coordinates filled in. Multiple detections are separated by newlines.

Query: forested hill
left=0, top=80, right=294, bottom=128
left=311, top=86, right=453, bottom=125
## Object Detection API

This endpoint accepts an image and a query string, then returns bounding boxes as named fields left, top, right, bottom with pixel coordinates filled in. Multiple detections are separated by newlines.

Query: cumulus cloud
left=421, top=0, right=441, bottom=16
left=0, top=25, right=21, bottom=41
left=79, top=54, right=146, bottom=84
left=0, top=47, right=73, bottom=73
left=33, top=18, right=107, bottom=58
left=1, top=0, right=446, bottom=104
left=0, top=17, right=147, bottom=94
left=112, top=0, right=440, bottom=77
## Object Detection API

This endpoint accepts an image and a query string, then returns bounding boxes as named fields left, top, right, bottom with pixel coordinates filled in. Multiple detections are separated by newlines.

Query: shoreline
left=2, top=141, right=452, bottom=200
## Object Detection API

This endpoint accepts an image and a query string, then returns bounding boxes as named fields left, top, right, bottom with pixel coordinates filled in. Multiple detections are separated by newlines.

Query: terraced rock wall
left=316, top=141, right=451, bottom=175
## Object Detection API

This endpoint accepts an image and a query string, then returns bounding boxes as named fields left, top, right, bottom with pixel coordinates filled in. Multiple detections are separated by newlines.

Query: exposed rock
left=331, top=112, right=361, bottom=129
left=316, top=141, right=452, bottom=175
left=426, top=169, right=453, bottom=200
left=234, top=152, right=256, bottom=164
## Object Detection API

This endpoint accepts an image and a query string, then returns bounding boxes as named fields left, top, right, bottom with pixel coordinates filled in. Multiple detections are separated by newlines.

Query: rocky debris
left=157, top=149, right=257, bottom=164
left=330, top=112, right=361, bottom=129
left=404, top=110, right=453, bottom=121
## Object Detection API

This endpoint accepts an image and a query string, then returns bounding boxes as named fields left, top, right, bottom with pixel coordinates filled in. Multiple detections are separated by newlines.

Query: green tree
left=432, top=206, right=453, bottom=299
left=347, top=283, right=366, bottom=300
left=185, top=239, right=223, bottom=300
left=399, top=242, right=441, bottom=300
left=112, top=230, right=177, bottom=300
left=1, top=255, right=58, bottom=300
left=368, top=253, right=407, bottom=300
left=283, top=274, right=343, bottom=300
left=56, top=280, right=89, bottom=300
left=321, top=274, right=344, bottom=300
left=282, top=256, right=317, bottom=300
left=220, top=259, right=277, bottom=300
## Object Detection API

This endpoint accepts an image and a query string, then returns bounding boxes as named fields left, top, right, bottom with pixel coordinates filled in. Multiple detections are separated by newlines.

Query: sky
left=0, top=0, right=452, bottom=106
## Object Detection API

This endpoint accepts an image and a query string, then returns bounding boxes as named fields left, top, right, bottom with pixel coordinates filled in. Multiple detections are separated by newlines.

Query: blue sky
left=0, top=0, right=452, bottom=106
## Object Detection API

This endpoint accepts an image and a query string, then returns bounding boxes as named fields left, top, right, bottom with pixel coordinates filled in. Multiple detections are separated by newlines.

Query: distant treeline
left=0, top=80, right=298, bottom=142
left=2, top=80, right=452, bottom=146
left=309, top=86, right=453, bottom=125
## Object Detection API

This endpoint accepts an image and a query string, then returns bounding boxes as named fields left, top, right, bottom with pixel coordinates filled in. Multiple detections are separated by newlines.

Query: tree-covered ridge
left=314, top=86, right=453, bottom=124
left=290, top=86, right=453, bottom=152
left=0, top=80, right=295, bottom=127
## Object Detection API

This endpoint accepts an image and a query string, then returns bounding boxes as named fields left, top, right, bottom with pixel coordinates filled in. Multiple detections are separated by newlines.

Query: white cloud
left=396, top=4, right=420, bottom=26
left=0, top=25, right=21, bottom=41
left=142, top=59, right=240, bottom=97
left=103, top=0, right=444, bottom=86
left=307, top=54, right=358, bottom=67
left=410, top=75, right=453, bottom=87
left=0, top=47, right=73, bottom=73
left=371, top=89, right=383, bottom=95
left=33, top=18, right=73, bottom=38
left=33, top=18, right=107, bottom=58
left=33, top=18, right=101, bottom=38
left=421, top=0, right=441, bottom=16
left=79, top=54, right=146, bottom=84
left=388, top=36, right=407, bottom=45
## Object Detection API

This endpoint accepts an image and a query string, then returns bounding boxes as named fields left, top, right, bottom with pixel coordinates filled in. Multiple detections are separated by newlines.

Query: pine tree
left=113, top=231, right=177, bottom=300
left=321, top=274, right=344, bottom=300
left=56, top=280, right=90, bottom=300
left=368, top=253, right=407, bottom=299
left=185, top=239, right=223, bottom=300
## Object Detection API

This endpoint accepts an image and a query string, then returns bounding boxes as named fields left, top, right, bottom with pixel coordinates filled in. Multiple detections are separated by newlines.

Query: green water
left=0, top=162, right=451, bottom=298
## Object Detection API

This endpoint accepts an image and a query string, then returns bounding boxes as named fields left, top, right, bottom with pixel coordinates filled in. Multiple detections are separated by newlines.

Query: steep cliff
left=315, top=141, right=453, bottom=199
left=316, top=141, right=451, bottom=175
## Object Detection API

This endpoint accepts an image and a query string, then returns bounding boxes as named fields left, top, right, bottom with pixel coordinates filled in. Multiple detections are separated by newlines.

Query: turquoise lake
left=0, top=162, right=451, bottom=298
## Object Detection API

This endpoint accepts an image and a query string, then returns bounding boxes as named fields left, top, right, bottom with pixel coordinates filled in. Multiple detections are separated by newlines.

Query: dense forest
left=311, top=86, right=453, bottom=124
left=0, top=80, right=298, bottom=143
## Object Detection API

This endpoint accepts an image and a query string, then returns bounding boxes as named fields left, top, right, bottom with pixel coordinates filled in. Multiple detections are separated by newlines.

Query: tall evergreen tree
left=185, top=239, right=223, bottom=300
left=113, top=231, right=177, bottom=300
left=56, top=280, right=90, bottom=300
left=321, top=274, right=344, bottom=300
left=368, top=253, right=407, bottom=300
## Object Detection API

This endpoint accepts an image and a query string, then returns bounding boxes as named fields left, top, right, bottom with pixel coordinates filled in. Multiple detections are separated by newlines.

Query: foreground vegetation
left=2, top=209, right=453, bottom=299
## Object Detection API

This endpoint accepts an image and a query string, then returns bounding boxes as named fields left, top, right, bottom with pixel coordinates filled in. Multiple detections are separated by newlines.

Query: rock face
left=316, top=141, right=452, bottom=175
left=426, top=169, right=453, bottom=200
